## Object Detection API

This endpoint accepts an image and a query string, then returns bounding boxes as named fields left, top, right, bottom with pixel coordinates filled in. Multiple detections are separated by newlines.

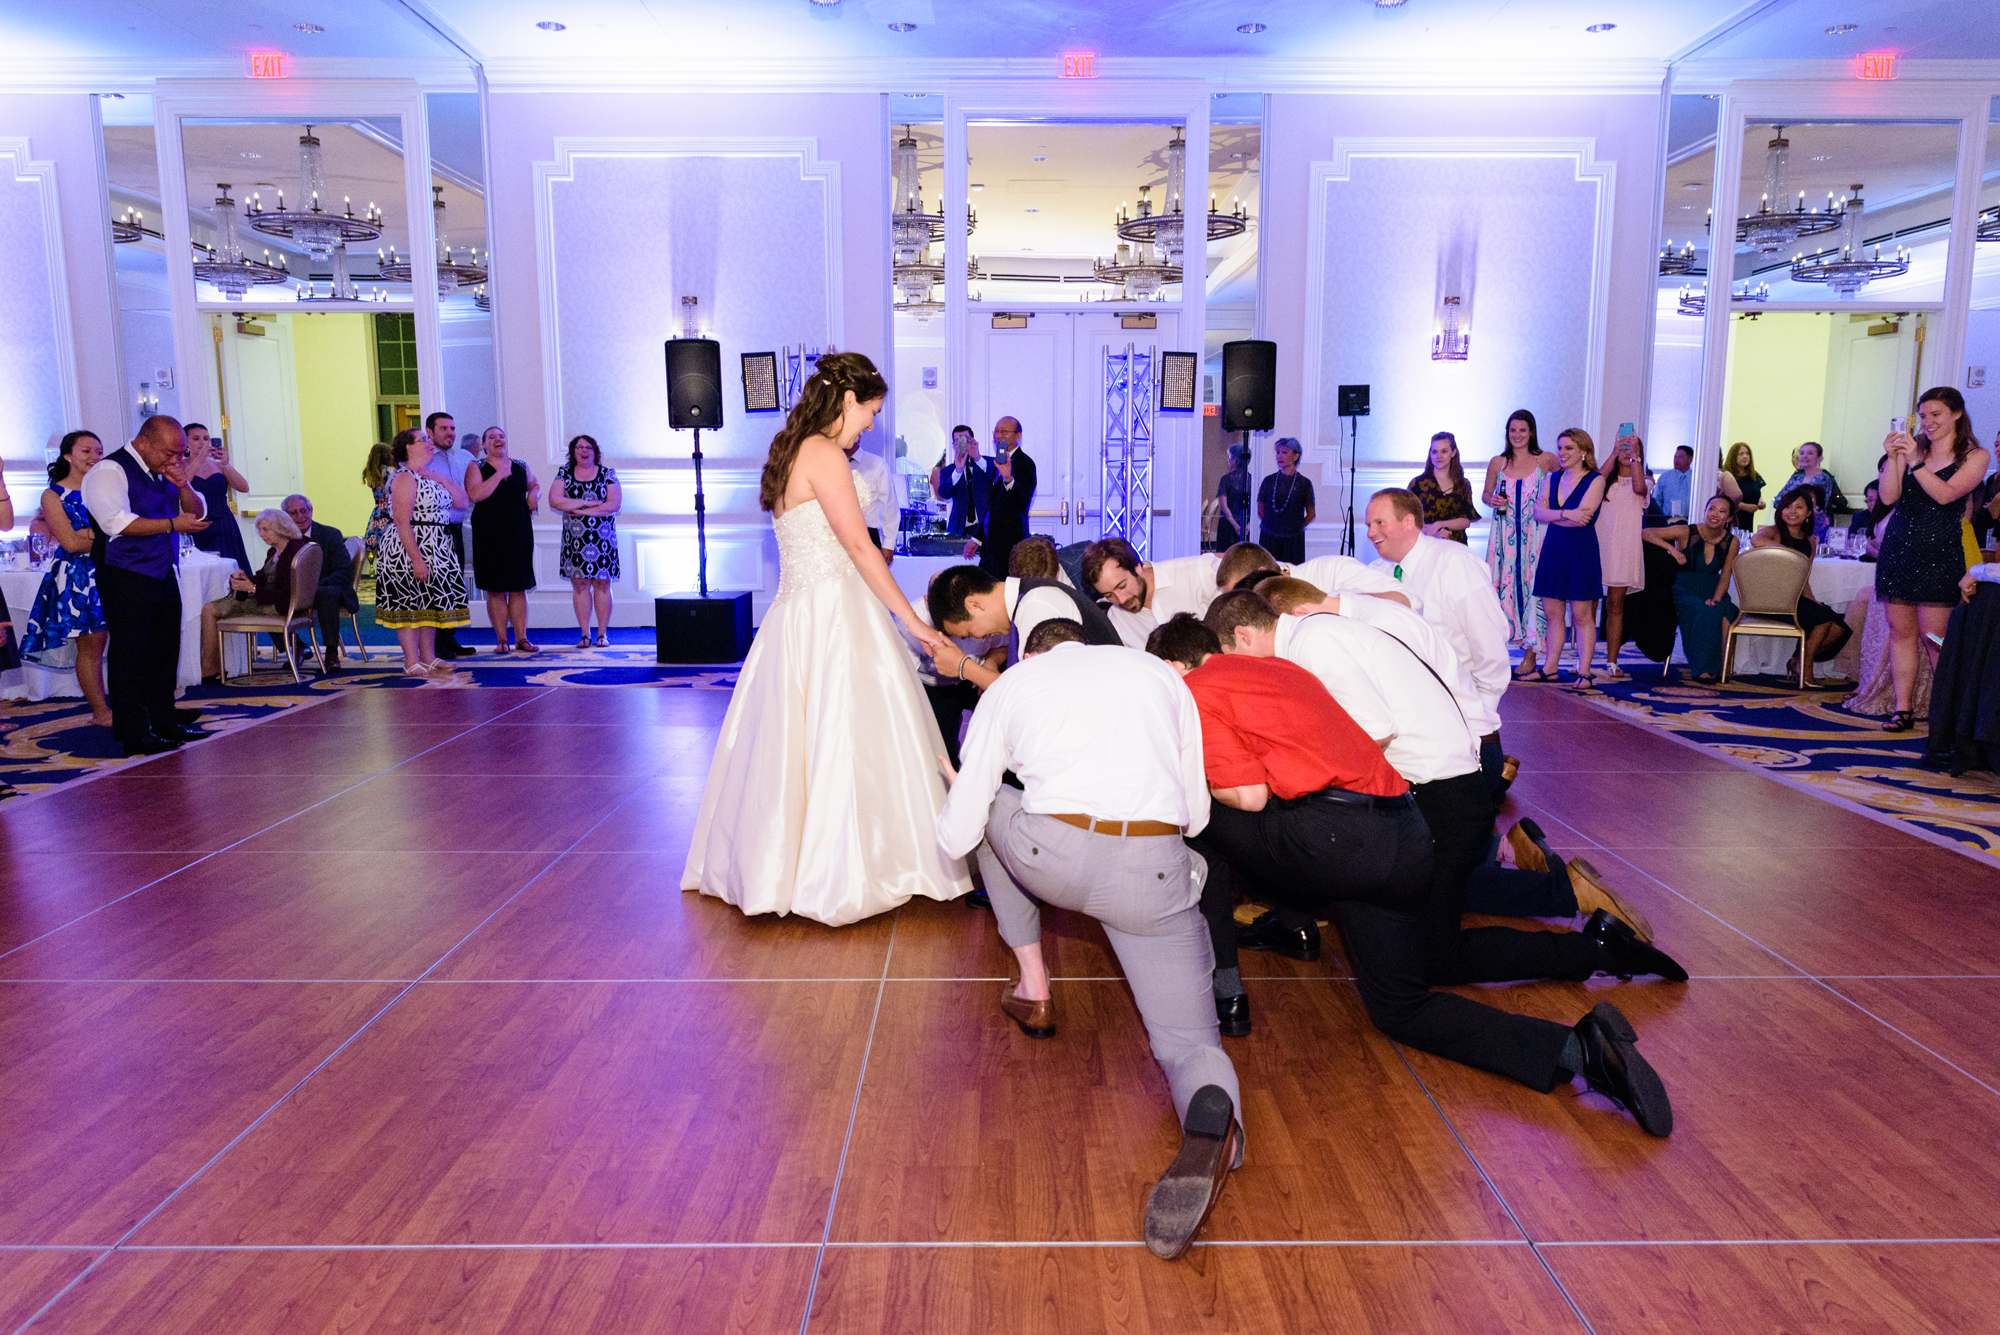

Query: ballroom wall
left=1259, top=90, right=1664, bottom=558
left=485, top=90, right=888, bottom=618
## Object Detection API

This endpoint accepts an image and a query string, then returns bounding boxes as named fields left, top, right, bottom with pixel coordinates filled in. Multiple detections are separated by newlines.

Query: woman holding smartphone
left=1874, top=388, right=1992, bottom=730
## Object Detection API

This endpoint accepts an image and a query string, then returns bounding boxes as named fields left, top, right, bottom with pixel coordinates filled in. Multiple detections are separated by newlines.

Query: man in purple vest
left=81, top=415, right=210, bottom=755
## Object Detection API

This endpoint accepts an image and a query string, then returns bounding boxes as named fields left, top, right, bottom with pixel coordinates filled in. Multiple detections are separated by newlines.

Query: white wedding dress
left=680, top=474, right=971, bottom=925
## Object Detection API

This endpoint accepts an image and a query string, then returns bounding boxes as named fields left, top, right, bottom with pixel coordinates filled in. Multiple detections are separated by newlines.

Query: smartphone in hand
left=1618, top=422, right=1635, bottom=440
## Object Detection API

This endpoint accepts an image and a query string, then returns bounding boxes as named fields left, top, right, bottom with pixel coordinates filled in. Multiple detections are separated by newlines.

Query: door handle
left=1062, top=499, right=1070, bottom=525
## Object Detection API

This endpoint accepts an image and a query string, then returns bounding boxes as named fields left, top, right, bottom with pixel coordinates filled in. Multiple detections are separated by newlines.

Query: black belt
left=410, top=520, right=449, bottom=527
left=1300, top=786, right=1415, bottom=812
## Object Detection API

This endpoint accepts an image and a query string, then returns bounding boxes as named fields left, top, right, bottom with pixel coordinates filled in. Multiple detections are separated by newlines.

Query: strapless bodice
left=773, top=473, right=872, bottom=600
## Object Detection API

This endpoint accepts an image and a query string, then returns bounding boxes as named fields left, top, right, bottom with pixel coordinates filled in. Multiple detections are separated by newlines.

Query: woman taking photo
left=1409, top=431, right=1478, bottom=544
left=23, top=430, right=111, bottom=725
left=1483, top=409, right=1555, bottom=678
left=1595, top=432, right=1652, bottom=680
left=1724, top=442, right=1765, bottom=533
left=465, top=425, right=542, bottom=654
left=185, top=422, right=252, bottom=575
left=1752, top=487, right=1855, bottom=689
left=1643, top=493, right=1739, bottom=684
left=1874, top=387, right=1992, bottom=730
left=375, top=426, right=471, bottom=675
left=551, top=433, right=622, bottom=648
left=1527, top=428, right=1606, bottom=683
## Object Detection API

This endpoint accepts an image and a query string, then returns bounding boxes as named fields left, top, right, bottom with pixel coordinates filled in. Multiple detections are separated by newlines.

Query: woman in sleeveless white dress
left=681, top=353, right=971, bottom=925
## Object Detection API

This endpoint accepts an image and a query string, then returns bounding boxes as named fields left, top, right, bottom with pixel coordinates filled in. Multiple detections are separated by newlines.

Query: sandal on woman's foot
left=1512, top=663, right=1542, bottom=680
left=1884, top=710, right=1914, bottom=732
left=593, top=633, right=609, bottom=648
left=516, top=640, right=540, bottom=654
left=576, top=635, right=591, bottom=649
left=1519, top=669, right=1557, bottom=683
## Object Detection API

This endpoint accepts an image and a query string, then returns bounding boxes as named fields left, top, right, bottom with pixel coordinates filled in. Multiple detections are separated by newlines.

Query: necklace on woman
left=1274, top=472, right=1298, bottom=513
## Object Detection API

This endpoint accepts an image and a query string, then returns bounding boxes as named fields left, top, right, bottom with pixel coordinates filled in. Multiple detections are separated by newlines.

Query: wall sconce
left=1431, top=295, right=1469, bottom=362
left=681, top=295, right=701, bottom=339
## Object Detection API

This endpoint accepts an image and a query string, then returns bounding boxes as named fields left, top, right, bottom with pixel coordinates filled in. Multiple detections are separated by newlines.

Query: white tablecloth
left=2, top=553, right=242, bottom=700
left=1727, top=556, right=1876, bottom=677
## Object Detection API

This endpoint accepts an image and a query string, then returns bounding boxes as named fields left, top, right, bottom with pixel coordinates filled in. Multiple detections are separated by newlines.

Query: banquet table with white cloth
left=2, top=551, right=244, bottom=701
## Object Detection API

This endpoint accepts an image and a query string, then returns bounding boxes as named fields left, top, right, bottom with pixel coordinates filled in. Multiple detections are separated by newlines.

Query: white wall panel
left=0, top=136, right=73, bottom=486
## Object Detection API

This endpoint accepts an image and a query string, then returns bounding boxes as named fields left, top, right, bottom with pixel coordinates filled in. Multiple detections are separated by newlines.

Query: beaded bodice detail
left=773, top=473, right=871, bottom=600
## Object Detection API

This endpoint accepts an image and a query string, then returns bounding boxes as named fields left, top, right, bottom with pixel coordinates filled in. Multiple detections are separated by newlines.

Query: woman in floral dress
left=551, top=433, right=622, bottom=648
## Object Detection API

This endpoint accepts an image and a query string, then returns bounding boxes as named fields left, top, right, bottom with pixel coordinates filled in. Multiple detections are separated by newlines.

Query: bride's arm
left=800, top=443, right=941, bottom=646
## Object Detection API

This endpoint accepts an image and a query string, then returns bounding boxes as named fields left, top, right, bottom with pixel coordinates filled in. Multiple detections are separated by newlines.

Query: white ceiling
left=10, top=0, right=2000, bottom=67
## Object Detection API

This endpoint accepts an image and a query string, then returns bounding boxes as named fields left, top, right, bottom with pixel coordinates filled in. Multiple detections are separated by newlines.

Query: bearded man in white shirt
left=1081, top=537, right=1224, bottom=649
left=1365, top=487, right=1518, bottom=799
left=1212, top=542, right=1413, bottom=611
left=936, top=618, right=1242, bottom=1260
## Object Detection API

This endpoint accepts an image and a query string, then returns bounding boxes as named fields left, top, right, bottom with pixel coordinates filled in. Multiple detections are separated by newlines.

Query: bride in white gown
left=681, top=352, right=972, bottom=924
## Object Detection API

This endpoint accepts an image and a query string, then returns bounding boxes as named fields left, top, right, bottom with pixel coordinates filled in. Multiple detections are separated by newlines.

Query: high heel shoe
left=1884, top=709, right=1914, bottom=732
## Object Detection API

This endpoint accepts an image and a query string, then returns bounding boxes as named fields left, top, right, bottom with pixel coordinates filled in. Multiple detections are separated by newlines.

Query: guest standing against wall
left=361, top=443, right=395, bottom=557
left=1528, top=428, right=1606, bottom=683
left=1874, top=388, right=1992, bottom=730
left=375, top=426, right=470, bottom=675
left=24, top=431, right=111, bottom=725
left=1724, top=442, right=1765, bottom=533
left=1214, top=442, right=1251, bottom=549
left=0, top=463, right=21, bottom=694
left=466, top=425, right=541, bottom=654
left=1777, top=441, right=1845, bottom=541
left=422, top=412, right=475, bottom=658
left=81, top=415, right=210, bottom=755
left=551, top=433, right=621, bottom=648
left=1409, top=431, right=1478, bottom=544
left=1256, top=437, right=1315, bottom=563
left=1483, top=409, right=1555, bottom=679
left=184, top=422, right=251, bottom=575
left=1596, top=433, right=1652, bottom=680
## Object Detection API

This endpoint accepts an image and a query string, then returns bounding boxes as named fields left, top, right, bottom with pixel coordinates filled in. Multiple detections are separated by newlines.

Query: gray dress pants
left=977, top=786, right=1241, bottom=1129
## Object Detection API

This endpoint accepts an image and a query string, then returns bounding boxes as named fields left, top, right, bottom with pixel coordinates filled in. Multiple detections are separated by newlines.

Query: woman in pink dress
left=1594, top=432, right=1651, bottom=680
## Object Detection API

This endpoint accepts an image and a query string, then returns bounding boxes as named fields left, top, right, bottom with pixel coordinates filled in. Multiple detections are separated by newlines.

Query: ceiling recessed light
left=1023, top=208, right=1039, bottom=213
left=292, top=21, right=323, bottom=34
left=1236, top=22, right=1265, bottom=33
left=1825, top=22, right=1858, bottom=35
left=1375, top=0, right=1408, bottom=8
left=536, top=20, right=566, bottom=31
left=808, top=0, right=841, bottom=6
left=1586, top=22, right=1615, bottom=33
left=887, top=20, right=915, bottom=31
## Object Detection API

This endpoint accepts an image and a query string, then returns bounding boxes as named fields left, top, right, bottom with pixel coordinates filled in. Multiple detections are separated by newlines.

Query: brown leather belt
left=1048, top=813, right=1182, bottom=837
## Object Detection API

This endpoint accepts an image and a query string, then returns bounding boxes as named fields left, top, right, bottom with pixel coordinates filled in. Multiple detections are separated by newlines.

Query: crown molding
left=1671, top=58, right=2000, bottom=93
left=0, top=56, right=478, bottom=94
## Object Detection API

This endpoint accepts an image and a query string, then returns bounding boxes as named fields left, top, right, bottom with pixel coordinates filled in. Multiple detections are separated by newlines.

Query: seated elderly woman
left=1750, top=486, right=1853, bottom=687
left=199, top=508, right=309, bottom=680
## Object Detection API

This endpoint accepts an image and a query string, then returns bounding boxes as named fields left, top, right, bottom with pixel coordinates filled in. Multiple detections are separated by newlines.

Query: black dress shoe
left=965, top=889, right=991, bottom=910
left=1583, top=909, right=1688, bottom=982
left=1572, top=1001, right=1673, bottom=1137
left=122, top=733, right=182, bottom=757
left=173, top=708, right=204, bottom=725
left=1143, top=1084, right=1240, bottom=1259
left=1235, top=912, right=1320, bottom=962
left=1216, top=992, right=1251, bottom=1038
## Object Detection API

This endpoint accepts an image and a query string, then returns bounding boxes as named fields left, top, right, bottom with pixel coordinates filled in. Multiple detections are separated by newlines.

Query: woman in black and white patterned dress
left=374, top=426, right=471, bottom=675
left=551, top=433, right=622, bottom=647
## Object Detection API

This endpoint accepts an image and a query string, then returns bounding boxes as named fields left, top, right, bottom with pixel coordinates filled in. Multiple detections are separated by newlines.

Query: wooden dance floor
left=2, top=683, right=1998, bottom=1332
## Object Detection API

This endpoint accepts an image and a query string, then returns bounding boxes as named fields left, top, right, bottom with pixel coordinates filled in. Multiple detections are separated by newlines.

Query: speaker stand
left=691, top=426, right=709, bottom=598
left=1341, top=415, right=1359, bottom=558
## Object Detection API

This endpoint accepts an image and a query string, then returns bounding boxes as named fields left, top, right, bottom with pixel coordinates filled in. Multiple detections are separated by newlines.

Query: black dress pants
left=100, top=563, right=182, bottom=745
left=1411, top=772, right=1601, bottom=985
left=1192, top=794, right=1574, bottom=1092
left=924, top=679, right=980, bottom=769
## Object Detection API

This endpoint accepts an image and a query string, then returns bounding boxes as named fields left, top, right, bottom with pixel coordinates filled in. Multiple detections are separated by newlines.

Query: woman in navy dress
left=1874, top=387, right=1993, bottom=731
left=22, top=431, right=111, bottom=725
left=184, top=423, right=252, bottom=575
left=1528, top=427, right=1606, bottom=682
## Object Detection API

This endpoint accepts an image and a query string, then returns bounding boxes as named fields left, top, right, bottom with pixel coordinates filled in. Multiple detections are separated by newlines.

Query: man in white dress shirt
left=1213, top=542, right=1413, bottom=611
left=926, top=564, right=1123, bottom=685
left=1365, top=488, right=1516, bottom=798
left=1081, top=537, right=1223, bottom=649
left=937, top=619, right=1242, bottom=1258
left=844, top=440, right=898, bottom=564
left=1203, top=590, right=1684, bottom=991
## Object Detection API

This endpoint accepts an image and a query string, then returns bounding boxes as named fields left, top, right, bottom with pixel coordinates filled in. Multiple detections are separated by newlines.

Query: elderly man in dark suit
left=978, top=415, right=1037, bottom=578
left=283, top=493, right=358, bottom=672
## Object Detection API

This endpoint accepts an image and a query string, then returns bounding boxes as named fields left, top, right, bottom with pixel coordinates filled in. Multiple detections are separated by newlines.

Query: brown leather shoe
left=1144, top=1085, right=1239, bottom=1259
left=1000, top=985, right=1054, bottom=1038
left=1569, top=857, right=1656, bottom=944
left=1501, top=754, right=1521, bottom=784
left=1505, top=819, right=1550, bottom=875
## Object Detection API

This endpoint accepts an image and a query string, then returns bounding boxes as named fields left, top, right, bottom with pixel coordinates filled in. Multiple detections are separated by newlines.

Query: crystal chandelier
left=111, top=206, right=159, bottom=244
left=1789, top=185, right=1909, bottom=297
left=1978, top=204, right=2000, bottom=243
left=191, top=185, right=290, bottom=299
left=1092, top=241, right=1180, bottom=301
left=1113, top=128, right=1248, bottom=268
left=1431, top=296, right=1469, bottom=361
left=895, top=258, right=980, bottom=324
left=378, top=187, right=489, bottom=296
left=246, top=127, right=384, bottom=261
left=1657, top=241, right=1704, bottom=276
left=1677, top=281, right=1769, bottom=317
left=296, top=241, right=375, bottom=303
left=1735, top=127, right=1844, bottom=256
left=891, top=127, right=974, bottom=312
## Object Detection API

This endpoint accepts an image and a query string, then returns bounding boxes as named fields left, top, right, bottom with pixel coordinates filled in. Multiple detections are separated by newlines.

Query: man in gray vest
left=924, top=563, right=1121, bottom=688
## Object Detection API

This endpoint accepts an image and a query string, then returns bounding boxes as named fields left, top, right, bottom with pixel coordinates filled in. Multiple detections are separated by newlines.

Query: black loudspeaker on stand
left=658, top=337, right=751, bottom=663
left=1220, top=340, right=1277, bottom=433
left=1336, top=384, right=1370, bottom=558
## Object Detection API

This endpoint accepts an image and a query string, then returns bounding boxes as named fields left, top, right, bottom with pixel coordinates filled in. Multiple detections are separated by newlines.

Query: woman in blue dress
left=1644, top=493, right=1740, bottom=683
left=23, top=430, right=112, bottom=726
left=185, top=422, right=252, bottom=575
left=1527, top=427, right=1607, bottom=682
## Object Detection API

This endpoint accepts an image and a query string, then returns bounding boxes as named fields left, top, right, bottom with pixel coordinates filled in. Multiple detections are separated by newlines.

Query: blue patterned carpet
left=1566, top=667, right=2000, bottom=860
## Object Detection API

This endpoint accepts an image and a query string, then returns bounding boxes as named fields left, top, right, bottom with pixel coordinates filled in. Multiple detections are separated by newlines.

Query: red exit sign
left=1062, top=52, right=1096, bottom=79
left=248, top=51, right=288, bottom=78
left=1858, top=51, right=1897, bottom=80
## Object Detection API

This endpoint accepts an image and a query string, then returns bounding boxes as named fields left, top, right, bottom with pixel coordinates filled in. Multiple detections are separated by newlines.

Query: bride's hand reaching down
left=905, top=616, right=949, bottom=655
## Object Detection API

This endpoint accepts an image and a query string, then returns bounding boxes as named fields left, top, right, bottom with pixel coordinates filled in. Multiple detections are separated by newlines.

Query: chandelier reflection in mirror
left=1092, top=241, right=1179, bottom=301
left=1735, top=127, right=1843, bottom=256
left=1657, top=241, right=1704, bottom=276
left=1788, top=185, right=1908, bottom=297
left=191, top=185, right=290, bottom=299
left=1676, top=281, right=1769, bottom=317
left=245, top=127, right=384, bottom=261
left=1978, top=205, right=2000, bottom=243
left=378, top=186, right=489, bottom=296
left=891, top=126, right=975, bottom=321
left=1112, top=128, right=1247, bottom=269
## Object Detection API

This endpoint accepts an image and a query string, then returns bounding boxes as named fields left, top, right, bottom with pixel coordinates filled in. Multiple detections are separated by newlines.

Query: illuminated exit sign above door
left=1062, top=52, right=1096, bottom=78
left=248, top=51, right=288, bottom=78
left=1858, top=51, right=1897, bottom=80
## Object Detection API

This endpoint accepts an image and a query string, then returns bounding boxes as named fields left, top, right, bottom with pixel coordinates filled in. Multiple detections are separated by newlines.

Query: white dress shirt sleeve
left=1969, top=563, right=2000, bottom=585
left=1438, top=556, right=1512, bottom=710
left=80, top=456, right=137, bottom=536
left=1176, top=676, right=1211, bottom=837
left=937, top=678, right=1012, bottom=858
left=1106, top=604, right=1157, bottom=650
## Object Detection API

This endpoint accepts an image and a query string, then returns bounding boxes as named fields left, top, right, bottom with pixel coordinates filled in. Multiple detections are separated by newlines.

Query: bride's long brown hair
left=758, top=351, right=889, bottom=511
